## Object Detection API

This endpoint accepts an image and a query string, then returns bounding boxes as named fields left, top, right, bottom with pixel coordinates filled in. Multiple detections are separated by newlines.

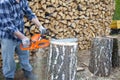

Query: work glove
left=39, top=26, right=46, bottom=35
left=22, top=37, right=30, bottom=47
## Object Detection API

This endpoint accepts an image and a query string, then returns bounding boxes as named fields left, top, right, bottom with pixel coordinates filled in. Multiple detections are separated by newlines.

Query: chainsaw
left=20, top=34, right=50, bottom=50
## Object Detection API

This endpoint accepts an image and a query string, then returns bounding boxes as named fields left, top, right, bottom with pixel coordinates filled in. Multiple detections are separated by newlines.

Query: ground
left=77, top=50, right=120, bottom=80
left=0, top=50, right=120, bottom=80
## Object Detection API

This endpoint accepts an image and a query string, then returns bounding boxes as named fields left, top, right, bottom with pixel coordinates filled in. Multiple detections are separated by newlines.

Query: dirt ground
left=77, top=50, right=120, bottom=80
left=0, top=50, right=120, bottom=80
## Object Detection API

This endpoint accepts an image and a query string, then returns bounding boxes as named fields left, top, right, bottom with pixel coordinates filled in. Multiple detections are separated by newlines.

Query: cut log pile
left=25, top=0, right=115, bottom=50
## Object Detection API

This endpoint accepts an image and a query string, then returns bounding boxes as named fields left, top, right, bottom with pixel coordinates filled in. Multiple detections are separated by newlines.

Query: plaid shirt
left=0, top=0, right=36, bottom=41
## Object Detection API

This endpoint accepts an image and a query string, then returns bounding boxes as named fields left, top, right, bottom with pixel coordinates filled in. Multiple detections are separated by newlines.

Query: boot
left=22, top=69, right=37, bottom=80
left=5, top=78, right=14, bottom=80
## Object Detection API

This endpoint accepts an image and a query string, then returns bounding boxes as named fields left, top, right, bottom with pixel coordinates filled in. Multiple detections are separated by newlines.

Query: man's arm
left=23, top=0, right=36, bottom=20
left=14, top=18, right=44, bottom=39
left=14, top=31, right=26, bottom=40
left=14, top=31, right=30, bottom=47
left=31, top=17, right=47, bottom=34
left=31, top=18, right=42, bottom=28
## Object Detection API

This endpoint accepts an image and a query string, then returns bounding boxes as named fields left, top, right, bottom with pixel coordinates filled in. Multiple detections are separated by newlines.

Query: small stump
left=47, top=38, right=78, bottom=80
left=88, top=36, right=113, bottom=77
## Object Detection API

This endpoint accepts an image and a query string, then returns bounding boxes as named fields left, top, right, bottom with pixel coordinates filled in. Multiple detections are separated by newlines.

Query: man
left=0, top=0, right=46, bottom=80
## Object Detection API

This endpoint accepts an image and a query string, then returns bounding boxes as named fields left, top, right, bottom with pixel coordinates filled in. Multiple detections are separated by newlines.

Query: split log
left=47, top=38, right=78, bottom=80
left=88, top=36, right=113, bottom=77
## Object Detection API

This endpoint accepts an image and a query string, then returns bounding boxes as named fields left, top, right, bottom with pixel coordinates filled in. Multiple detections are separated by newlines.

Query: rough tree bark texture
left=47, top=38, right=78, bottom=80
left=88, top=37, right=113, bottom=77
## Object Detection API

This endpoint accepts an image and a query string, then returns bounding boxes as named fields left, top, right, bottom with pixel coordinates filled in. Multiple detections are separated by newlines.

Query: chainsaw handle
left=31, top=34, right=41, bottom=41
left=35, top=39, right=50, bottom=49
left=20, top=42, right=34, bottom=50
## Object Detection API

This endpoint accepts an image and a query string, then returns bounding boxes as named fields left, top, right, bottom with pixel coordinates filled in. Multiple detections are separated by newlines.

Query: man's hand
left=39, top=26, right=46, bottom=35
left=22, top=37, right=30, bottom=47
left=14, top=31, right=30, bottom=47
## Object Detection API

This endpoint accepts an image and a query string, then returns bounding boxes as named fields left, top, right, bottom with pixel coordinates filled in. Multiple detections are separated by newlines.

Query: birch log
left=48, top=38, right=78, bottom=80
left=88, top=37, right=113, bottom=77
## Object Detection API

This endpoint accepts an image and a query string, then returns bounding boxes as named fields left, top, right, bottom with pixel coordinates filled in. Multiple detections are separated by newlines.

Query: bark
left=88, top=36, right=113, bottom=77
left=47, top=38, right=78, bottom=80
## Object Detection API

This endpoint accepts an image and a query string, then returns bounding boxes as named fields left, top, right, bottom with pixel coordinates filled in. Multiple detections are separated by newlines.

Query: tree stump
left=47, top=38, right=78, bottom=80
left=88, top=36, right=113, bottom=77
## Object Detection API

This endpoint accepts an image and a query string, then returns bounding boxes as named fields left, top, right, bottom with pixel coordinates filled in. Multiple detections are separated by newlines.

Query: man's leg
left=1, top=39, right=16, bottom=79
left=15, top=42, right=36, bottom=80
left=15, top=42, right=32, bottom=71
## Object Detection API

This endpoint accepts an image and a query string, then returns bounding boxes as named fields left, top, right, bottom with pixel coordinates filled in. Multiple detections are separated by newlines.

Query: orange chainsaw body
left=20, top=34, right=50, bottom=50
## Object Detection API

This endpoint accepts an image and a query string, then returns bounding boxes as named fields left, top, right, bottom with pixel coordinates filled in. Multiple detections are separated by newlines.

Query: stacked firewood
left=0, top=0, right=115, bottom=68
left=24, top=0, right=115, bottom=50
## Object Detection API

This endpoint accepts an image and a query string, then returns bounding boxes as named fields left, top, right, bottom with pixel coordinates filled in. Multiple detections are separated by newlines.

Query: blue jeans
left=0, top=39, right=32, bottom=78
